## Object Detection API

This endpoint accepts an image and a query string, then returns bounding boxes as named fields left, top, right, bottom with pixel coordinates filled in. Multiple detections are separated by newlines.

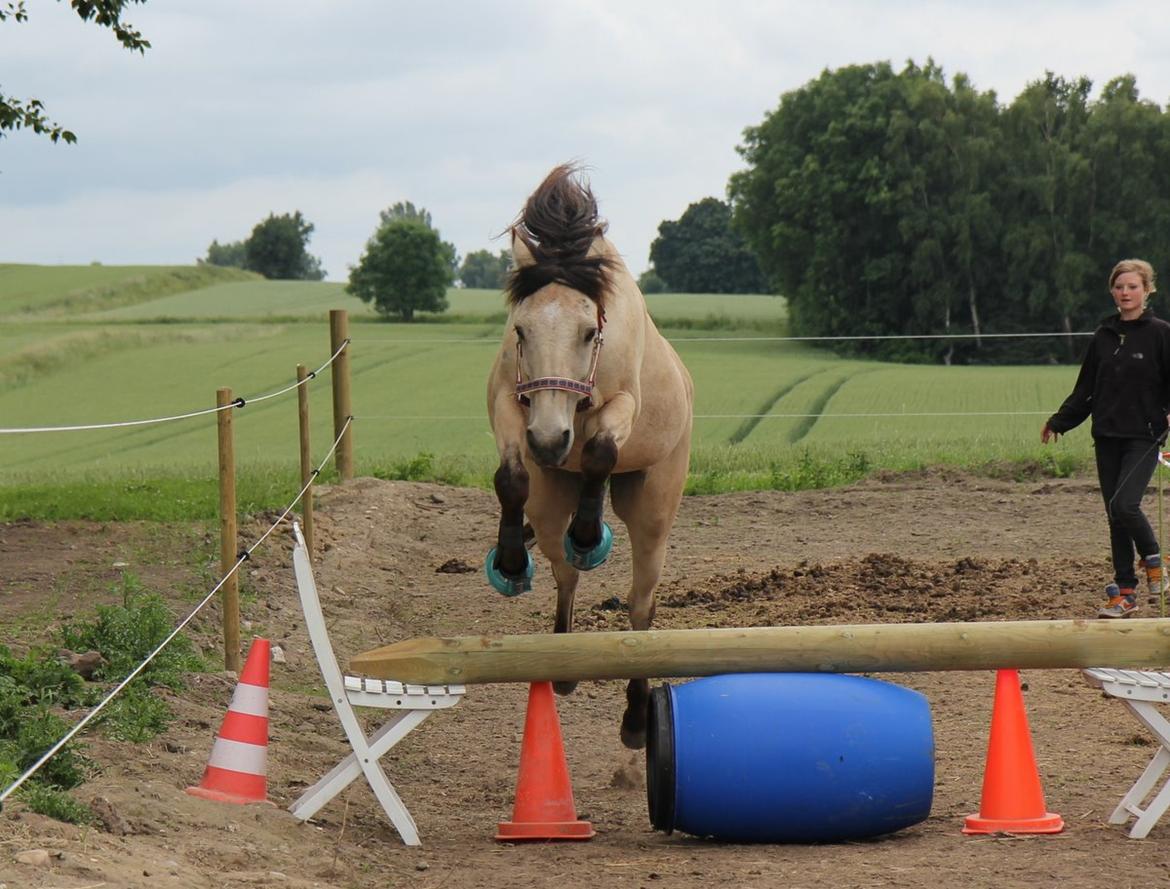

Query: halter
left=515, top=306, right=606, bottom=413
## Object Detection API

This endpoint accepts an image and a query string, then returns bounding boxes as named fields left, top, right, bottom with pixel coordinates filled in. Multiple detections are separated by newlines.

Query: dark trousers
left=1095, top=436, right=1161, bottom=588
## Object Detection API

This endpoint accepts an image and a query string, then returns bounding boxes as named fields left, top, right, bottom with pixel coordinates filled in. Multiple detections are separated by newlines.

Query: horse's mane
left=506, top=164, right=615, bottom=307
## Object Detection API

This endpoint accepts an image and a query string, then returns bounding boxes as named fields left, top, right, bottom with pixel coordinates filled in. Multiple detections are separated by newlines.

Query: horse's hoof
left=620, top=713, right=647, bottom=750
left=563, top=521, right=613, bottom=571
left=484, top=547, right=534, bottom=596
left=553, top=679, right=578, bottom=696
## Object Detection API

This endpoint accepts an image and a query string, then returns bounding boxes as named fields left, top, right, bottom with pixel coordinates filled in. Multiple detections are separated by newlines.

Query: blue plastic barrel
left=647, top=673, right=934, bottom=842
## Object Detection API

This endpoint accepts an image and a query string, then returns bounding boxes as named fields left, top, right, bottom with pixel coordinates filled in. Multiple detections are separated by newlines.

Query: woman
left=1042, top=258, right=1170, bottom=618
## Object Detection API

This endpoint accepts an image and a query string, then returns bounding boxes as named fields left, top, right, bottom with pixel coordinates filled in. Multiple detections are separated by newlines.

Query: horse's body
left=485, top=165, right=693, bottom=748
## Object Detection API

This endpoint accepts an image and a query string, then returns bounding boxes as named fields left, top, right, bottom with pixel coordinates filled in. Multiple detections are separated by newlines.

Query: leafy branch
left=0, top=0, right=151, bottom=144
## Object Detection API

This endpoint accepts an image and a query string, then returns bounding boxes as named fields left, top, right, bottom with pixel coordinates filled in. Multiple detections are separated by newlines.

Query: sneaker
left=1140, top=555, right=1164, bottom=596
left=1098, top=584, right=1139, bottom=619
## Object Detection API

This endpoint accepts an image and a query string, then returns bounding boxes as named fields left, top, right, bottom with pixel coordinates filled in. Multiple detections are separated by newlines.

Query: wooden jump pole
left=329, top=309, right=354, bottom=481
left=296, top=363, right=314, bottom=556
left=216, top=387, right=241, bottom=672
left=349, top=618, right=1170, bottom=685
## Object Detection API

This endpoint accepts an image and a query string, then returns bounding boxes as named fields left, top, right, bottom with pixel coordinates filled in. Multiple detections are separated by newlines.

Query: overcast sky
left=2, top=1, right=1168, bottom=281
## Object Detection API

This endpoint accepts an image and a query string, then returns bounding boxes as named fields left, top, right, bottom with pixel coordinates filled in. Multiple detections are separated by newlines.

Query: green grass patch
left=0, top=263, right=257, bottom=318
left=684, top=439, right=1096, bottom=495
left=0, top=324, right=247, bottom=391
left=0, top=262, right=1101, bottom=511
left=1, top=574, right=207, bottom=822
left=0, top=437, right=1101, bottom=523
left=14, top=783, right=95, bottom=824
left=0, top=464, right=327, bottom=521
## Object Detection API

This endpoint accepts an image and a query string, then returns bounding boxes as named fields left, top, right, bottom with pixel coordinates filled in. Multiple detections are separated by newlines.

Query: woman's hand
left=1041, top=423, right=1060, bottom=444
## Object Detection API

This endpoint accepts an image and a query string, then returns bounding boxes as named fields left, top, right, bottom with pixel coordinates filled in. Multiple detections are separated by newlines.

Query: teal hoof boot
left=485, top=548, right=534, bottom=596
left=564, top=521, right=613, bottom=571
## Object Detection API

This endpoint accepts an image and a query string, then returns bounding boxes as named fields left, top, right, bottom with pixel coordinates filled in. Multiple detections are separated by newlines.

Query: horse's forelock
left=506, top=164, right=614, bottom=308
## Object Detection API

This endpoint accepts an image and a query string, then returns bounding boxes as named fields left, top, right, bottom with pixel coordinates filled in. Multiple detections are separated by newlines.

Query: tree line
left=729, top=61, right=1170, bottom=363
left=198, top=203, right=514, bottom=320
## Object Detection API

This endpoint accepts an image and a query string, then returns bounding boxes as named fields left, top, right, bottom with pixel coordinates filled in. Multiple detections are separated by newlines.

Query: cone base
left=496, top=819, right=595, bottom=841
left=962, top=811, right=1064, bottom=835
left=185, top=785, right=270, bottom=806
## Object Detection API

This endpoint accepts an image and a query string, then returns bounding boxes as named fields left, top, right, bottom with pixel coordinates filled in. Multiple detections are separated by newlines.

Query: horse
left=484, top=164, right=694, bottom=749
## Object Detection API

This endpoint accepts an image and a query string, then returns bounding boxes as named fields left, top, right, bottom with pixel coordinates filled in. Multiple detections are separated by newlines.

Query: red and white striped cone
left=187, top=638, right=271, bottom=805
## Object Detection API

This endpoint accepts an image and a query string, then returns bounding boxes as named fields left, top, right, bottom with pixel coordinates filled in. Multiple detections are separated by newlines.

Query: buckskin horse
left=484, top=164, right=694, bottom=748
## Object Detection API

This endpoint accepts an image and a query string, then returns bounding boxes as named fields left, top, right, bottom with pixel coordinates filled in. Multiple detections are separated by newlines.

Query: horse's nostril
left=560, top=429, right=571, bottom=447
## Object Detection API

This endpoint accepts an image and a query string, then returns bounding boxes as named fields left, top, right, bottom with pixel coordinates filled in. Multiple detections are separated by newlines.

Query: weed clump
left=0, top=573, right=204, bottom=822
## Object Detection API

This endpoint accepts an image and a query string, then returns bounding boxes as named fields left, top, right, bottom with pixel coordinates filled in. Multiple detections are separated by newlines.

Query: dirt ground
left=3, top=470, right=1170, bottom=889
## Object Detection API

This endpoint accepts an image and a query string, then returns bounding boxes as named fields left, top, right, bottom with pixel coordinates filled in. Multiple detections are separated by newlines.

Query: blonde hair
left=1109, top=258, right=1157, bottom=294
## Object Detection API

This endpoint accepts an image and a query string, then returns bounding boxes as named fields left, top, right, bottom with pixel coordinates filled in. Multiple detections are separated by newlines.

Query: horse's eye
left=515, top=326, right=525, bottom=343
left=584, top=328, right=597, bottom=344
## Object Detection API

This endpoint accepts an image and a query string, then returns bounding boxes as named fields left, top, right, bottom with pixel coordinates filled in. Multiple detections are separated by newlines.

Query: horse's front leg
left=564, top=393, right=636, bottom=569
left=563, top=435, right=616, bottom=567
left=486, top=394, right=533, bottom=596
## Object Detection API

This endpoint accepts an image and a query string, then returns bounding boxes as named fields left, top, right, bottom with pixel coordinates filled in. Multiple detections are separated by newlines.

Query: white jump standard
left=1083, top=667, right=1170, bottom=838
left=289, top=523, right=464, bottom=846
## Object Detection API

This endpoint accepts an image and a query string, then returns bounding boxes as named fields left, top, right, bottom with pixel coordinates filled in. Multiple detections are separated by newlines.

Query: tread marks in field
left=728, top=371, right=819, bottom=445
left=786, top=367, right=877, bottom=444
left=786, top=375, right=851, bottom=444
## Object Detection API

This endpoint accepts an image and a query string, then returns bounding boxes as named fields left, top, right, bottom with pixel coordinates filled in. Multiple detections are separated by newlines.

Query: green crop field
left=0, top=263, right=1093, bottom=518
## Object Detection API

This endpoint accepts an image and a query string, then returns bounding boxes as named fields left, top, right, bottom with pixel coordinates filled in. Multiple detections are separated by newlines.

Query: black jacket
left=1047, top=308, right=1170, bottom=441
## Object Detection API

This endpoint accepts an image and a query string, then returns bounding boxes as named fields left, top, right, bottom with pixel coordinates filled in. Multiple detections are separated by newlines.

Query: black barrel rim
left=646, top=683, right=676, bottom=833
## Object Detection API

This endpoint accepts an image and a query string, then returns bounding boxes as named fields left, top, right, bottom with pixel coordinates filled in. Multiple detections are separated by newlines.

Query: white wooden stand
left=289, top=523, right=464, bottom=845
left=1083, top=667, right=1170, bottom=839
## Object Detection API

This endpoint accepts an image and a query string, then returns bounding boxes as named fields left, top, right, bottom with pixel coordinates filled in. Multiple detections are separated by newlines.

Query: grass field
left=0, top=263, right=1091, bottom=519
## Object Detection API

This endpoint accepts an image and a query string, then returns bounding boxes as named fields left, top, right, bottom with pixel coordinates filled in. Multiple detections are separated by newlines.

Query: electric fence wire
left=0, top=416, right=352, bottom=808
left=0, top=338, right=349, bottom=435
left=355, top=409, right=1053, bottom=421
left=353, top=330, right=1095, bottom=345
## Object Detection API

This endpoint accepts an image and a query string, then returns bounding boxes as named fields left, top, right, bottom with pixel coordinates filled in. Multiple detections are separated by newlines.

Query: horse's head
left=506, top=164, right=615, bottom=468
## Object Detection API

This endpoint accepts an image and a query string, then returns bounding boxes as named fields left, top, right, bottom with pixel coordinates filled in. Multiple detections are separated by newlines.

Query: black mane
left=506, top=164, right=615, bottom=307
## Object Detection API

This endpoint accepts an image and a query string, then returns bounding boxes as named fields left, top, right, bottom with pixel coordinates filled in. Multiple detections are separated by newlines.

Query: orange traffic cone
left=187, top=638, right=272, bottom=805
left=496, top=681, right=595, bottom=841
left=963, top=669, right=1063, bottom=834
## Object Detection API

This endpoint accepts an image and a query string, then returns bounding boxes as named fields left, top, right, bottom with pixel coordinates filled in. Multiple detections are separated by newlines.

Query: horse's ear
left=511, top=227, right=535, bottom=268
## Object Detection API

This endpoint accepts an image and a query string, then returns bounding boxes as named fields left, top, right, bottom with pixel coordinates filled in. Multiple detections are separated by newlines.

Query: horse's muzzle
left=527, top=428, right=572, bottom=467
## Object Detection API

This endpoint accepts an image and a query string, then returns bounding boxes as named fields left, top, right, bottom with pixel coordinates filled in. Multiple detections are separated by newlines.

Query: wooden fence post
left=216, top=387, right=241, bottom=672
left=329, top=309, right=354, bottom=481
left=297, top=364, right=314, bottom=556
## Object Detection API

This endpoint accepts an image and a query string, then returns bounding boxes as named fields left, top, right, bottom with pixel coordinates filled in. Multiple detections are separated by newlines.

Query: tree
left=938, top=72, right=1005, bottom=360
left=200, top=239, right=247, bottom=269
left=881, top=62, right=1004, bottom=363
left=649, top=198, right=766, bottom=293
left=1, top=1, right=150, bottom=144
left=1000, top=73, right=1095, bottom=352
left=243, top=211, right=326, bottom=280
left=1078, top=76, right=1170, bottom=299
left=458, top=249, right=511, bottom=289
left=379, top=201, right=458, bottom=275
left=348, top=218, right=453, bottom=321
left=637, top=268, right=668, bottom=294
left=729, top=61, right=1010, bottom=362
left=730, top=62, right=914, bottom=351
left=729, top=60, right=1170, bottom=364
